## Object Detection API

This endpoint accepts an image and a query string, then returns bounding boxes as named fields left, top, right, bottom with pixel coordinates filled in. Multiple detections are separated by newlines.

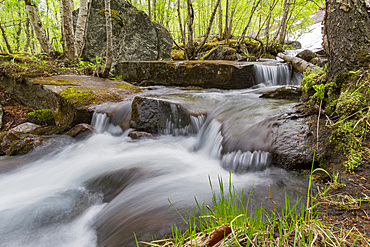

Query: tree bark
left=193, top=0, right=221, bottom=55
left=103, top=0, right=113, bottom=78
left=277, top=0, right=290, bottom=44
left=236, top=0, right=261, bottom=47
left=61, top=0, right=76, bottom=59
left=74, top=0, right=89, bottom=58
left=218, top=1, right=222, bottom=40
left=186, top=0, right=195, bottom=58
left=147, top=0, right=151, bottom=20
left=324, top=0, right=370, bottom=81
left=24, top=0, right=54, bottom=55
left=0, top=23, right=12, bottom=53
left=277, top=52, right=315, bottom=73
left=24, top=16, right=31, bottom=52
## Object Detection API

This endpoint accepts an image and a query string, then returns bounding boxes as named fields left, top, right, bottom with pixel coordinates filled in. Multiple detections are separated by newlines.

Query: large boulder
left=114, top=61, right=256, bottom=89
left=81, top=0, right=173, bottom=70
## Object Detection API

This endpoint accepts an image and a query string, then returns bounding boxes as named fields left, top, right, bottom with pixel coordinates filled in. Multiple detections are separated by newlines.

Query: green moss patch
left=114, top=83, right=140, bottom=90
left=58, top=87, right=96, bottom=106
left=28, top=109, right=55, bottom=125
left=32, top=77, right=80, bottom=86
left=99, top=9, right=124, bottom=25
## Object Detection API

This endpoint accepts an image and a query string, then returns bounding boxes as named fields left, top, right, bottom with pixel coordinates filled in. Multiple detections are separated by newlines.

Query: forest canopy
left=0, top=0, right=320, bottom=57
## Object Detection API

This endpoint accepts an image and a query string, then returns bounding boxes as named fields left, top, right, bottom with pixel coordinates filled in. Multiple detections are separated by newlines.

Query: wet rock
left=0, top=122, right=43, bottom=155
left=131, top=96, right=205, bottom=135
left=128, top=130, right=155, bottom=140
left=115, top=61, right=256, bottom=89
left=85, top=167, right=146, bottom=203
left=296, top=49, right=317, bottom=62
left=0, top=75, right=92, bottom=127
left=272, top=115, right=318, bottom=170
left=8, top=136, right=43, bottom=156
left=81, top=0, right=173, bottom=70
left=8, top=122, right=40, bottom=134
left=260, top=86, right=302, bottom=100
left=65, top=123, right=95, bottom=138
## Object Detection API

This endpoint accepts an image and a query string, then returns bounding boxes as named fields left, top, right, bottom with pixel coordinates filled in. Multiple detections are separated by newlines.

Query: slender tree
left=102, top=0, right=113, bottom=77
left=74, top=0, right=89, bottom=57
left=24, top=0, right=54, bottom=55
left=236, top=0, right=261, bottom=48
left=0, top=23, right=12, bottom=53
left=60, top=0, right=75, bottom=59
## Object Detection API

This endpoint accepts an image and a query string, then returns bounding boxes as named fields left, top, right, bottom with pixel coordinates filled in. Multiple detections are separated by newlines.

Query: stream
left=0, top=24, right=322, bottom=247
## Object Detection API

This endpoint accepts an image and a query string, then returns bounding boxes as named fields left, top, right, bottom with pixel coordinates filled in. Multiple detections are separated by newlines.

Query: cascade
left=254, top=63, right=300, bottom=86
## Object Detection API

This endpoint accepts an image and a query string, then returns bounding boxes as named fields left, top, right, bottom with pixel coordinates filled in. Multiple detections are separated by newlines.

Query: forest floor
left=314, top=142, right=370, bottom=245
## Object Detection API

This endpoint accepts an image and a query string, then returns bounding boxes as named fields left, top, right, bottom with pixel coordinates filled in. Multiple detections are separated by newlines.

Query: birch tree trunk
left=74, top=0, right=89, bottom=58
left=61, top=0, right=76, bottom=59
left=324, top=0, right=370, bottom=81
left=24, top=0, right=54, bottom=55
left=218, top=2, right=222, bottom=40
left=277, top=0, right=290, bottom=44
left=103, top=0, right=113, bottom=78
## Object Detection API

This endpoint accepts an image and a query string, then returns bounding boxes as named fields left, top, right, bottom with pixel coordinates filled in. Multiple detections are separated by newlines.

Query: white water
left=0, top=18, right=323, bottom=246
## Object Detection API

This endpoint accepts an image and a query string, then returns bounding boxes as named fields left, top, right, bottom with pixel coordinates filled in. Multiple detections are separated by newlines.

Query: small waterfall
left=90, top=101, right=133, bottom=135
left=254, top=63, right=295, bottom=86
left=193, top=118, right=223, bottom=159
left=222, top=150, right=271, bottom=173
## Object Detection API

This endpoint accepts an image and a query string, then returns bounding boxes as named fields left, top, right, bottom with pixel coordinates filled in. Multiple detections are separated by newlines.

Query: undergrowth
left=141, top=175, right=367, bottom=246
left=302, top=68, right=370, bottom=170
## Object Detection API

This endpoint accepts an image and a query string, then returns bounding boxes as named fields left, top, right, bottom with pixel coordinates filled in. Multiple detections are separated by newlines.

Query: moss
left=301, top=67, right=326, bottom=96
left=201, top=47, right=218, bottom=60
left=99, top=9, right=124, bottom=25
left=32, top=77, right=80, bottom=86
left=28, top=109, right=55, bottom=125
left=171, top=49, right=185, bottom=60
left=58, top=87, right=96, bottom=106
left=114, top=82, right=140, bottom=90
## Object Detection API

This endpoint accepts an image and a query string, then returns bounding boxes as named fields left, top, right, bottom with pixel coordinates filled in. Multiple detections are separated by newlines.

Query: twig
left=230, top=214, right=244, bottom=247
left=316, top=99, right=322, bottom=151
left=269, top=185, right=276, bottom=213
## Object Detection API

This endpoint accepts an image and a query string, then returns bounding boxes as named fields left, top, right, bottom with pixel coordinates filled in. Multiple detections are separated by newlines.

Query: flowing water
left=0, top=43, right=317, bottom=246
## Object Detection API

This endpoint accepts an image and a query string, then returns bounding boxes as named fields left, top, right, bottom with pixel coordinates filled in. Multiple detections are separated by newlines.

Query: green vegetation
left=58, top=87, right=96, bottom=105
left=28, top=109, right=55, bottom=125
left=31, top=77, right=80, bottom=86
left=302, top=68, right=370, bottom=170
left=114, top=82, right=140, bottom=90
left=143, top=175, right=366, bottom=246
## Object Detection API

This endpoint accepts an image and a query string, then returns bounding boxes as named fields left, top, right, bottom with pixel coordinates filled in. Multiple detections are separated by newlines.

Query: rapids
left=0, top=24, right=324, bottom=245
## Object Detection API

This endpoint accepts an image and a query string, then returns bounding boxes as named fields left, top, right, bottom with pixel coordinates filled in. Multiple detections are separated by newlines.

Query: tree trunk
left=24, top=0, right=54, bottom=55
left=103, top=0, right=113, bottom=78
left=224, top=0, right=229, bottom=44
left=186, top=0, right=195, bottom=58
left=277, top=52, right=315, bottom=73
left=147, top=0, right=151, bottom=20
left=236, top=0, right=261, bottom=47
left=24, top=16, right=31, bottom=52
left=0, top=23, right=12, bottom=53
left=264, top=0, right=278, bottom=49
left=61, top=0, right=76, bottom=59
left=324, top=0, right=370, bottom=81
left=218, top=1, right=222, bottom=40
left=74, top=0, right=89, bottom=58
left=277, top=0, right=290, bottom=44
left=15, top=10, right=22, bottom=52
left=194, top=0, right=221, bottom=55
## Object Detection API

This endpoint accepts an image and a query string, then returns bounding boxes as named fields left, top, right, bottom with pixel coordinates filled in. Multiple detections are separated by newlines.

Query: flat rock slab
left=1, top=74, right=140, bottom=127
left=114, top=60, right=256, bottom=89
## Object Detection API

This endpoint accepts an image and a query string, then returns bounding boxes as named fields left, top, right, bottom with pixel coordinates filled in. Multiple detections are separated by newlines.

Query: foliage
left=28, top=109, right=55, bottom=125
left=144, top=175, right=364, bottom=246
left=0, top=0, right=318, bottom=59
